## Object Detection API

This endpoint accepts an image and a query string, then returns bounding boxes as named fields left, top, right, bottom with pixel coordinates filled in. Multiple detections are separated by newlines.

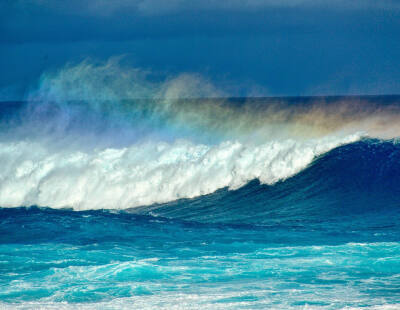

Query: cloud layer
left=9, top=0, right=400, bottom=16
left=1, top=0, right=399, bottom=98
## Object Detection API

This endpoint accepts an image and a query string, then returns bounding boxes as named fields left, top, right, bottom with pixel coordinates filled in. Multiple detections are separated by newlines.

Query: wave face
left=1, top=61, right=400, bottom=309
left=132, top=139, right=400, bottom=224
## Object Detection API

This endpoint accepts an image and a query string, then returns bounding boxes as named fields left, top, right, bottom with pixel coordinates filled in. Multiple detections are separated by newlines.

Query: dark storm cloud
left=7, top=0, right=400, bottom=16
left=1, top=0, right=399, bottom=98
left=2, top=0, right=400, bottom=43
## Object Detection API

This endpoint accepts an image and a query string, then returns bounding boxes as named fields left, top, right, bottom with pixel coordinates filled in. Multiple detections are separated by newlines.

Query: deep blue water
left=1, top=97, right=400, bottom=309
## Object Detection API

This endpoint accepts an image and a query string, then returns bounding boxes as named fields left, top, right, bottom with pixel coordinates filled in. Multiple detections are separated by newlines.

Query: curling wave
left=0, top=134, right=361, bottom=210
left=133, top=139, right=400, bottom=224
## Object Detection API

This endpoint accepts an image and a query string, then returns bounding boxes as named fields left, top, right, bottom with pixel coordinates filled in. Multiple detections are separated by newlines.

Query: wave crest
left=0, top=134, right=360, bottom=210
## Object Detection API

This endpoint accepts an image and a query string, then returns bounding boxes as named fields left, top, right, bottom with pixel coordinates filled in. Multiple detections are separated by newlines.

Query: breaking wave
left=0, top=134, right=360, bottom=210
left=0, top=59, right=399, bottom=210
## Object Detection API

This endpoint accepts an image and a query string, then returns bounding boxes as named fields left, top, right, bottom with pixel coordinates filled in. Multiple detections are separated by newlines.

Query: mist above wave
left=13, top=58, right=400, bottom=145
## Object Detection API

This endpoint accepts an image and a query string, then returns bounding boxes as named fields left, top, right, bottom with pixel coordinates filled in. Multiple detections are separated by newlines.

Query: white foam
left=0, top=294, right=398, bottom=310
left=0, top=133, right=361, bottom=210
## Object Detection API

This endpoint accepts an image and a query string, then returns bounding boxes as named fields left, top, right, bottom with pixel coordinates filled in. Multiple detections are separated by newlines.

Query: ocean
left=1, top=93, right=400, bottom=309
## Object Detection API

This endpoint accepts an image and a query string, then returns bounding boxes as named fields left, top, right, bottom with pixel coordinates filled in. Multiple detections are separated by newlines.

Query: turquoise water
left=1, top=207, right=400, bottom=309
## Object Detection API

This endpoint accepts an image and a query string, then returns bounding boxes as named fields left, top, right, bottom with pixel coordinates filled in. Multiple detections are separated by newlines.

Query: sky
left=1, top=0, right=400, bottom=99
